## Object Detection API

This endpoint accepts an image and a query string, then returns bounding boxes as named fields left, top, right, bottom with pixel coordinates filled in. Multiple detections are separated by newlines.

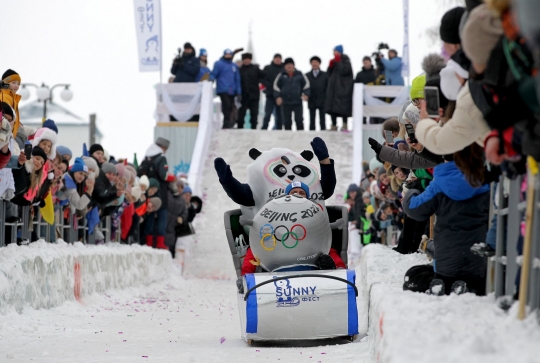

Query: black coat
left=262, top=61, right=284, bottom=98
left=305, top=70, right=328, bottom=109
left=325, top=54, right=354, bottom=117
left=165, top=192, right=188, bottom=248
left=354, top=66, right=377, bottom=85
left=92, top=169, right=118, bottom=207
left=240, top=64, right=265, bottom=100
left=273, top=70, right=310, bottom=106
left=171, top=53, right=201, bottom=83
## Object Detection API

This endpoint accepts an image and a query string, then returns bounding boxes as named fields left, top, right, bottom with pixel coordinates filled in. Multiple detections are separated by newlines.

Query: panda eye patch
left=292, top=165, right=311, bottom=177
left=273, top=165, right=287, bottom=177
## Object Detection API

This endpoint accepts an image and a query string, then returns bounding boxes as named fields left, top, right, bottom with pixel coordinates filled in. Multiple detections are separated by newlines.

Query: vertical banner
left=133, top=0, right=162, bottom=72
left=401, top=0, right=410, bottom=80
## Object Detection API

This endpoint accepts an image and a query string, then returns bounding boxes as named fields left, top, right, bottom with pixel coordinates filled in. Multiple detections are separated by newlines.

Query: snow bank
left=0, top=240, right=172, bottom=313
left=360, top=244, right=540, bottom=363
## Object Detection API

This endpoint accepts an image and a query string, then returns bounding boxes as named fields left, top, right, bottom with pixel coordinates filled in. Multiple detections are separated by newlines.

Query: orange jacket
left=0, top=88, right=21, bottom=136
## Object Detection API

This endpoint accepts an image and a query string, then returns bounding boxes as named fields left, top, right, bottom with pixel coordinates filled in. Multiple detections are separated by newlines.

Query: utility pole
left=89, top=114, right=96, bottom=146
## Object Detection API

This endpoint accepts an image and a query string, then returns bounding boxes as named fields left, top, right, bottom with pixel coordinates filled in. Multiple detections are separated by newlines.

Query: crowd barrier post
left=494, top=176, right=508, bottom=298
left=527, top=171, right=540, bottom=312
left=21, top=206, right=30, bottom=241
left=0, top=200, right=5, bottom=247
left=505, top=177, right=522, bottom=295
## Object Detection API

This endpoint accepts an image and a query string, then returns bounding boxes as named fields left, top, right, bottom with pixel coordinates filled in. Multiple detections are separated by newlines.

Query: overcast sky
left=4, top=0, right=455, bottom=160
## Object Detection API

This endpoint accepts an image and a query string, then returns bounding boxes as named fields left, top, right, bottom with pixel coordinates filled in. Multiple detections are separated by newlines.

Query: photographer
left=374, top=48, right=404, bottom=86
left=170, top=42, right=201, bottom=83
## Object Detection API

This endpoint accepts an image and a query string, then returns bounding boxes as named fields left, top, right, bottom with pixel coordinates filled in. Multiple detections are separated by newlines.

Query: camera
left=173, top=47, right=184, bottom=65
left=371, top=42, right=390, bottom=58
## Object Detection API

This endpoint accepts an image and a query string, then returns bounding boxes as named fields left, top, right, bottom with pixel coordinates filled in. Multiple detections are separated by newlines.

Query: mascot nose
left=288, top=175, right=295, bottom=180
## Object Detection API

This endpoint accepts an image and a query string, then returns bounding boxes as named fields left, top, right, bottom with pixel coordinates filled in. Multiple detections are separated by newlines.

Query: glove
left=39, top=199, right=46, bottom=208
left=2, top=189, right=14, bottom=200
left=368, top=137, right=382, bottom=155
left=214, top=158, right=233, bottom=182
left=405, top=179, right=424, bottom=193
left=317, top=253, right=336, bottom=270
left=310, top=137, right=329, bottom=160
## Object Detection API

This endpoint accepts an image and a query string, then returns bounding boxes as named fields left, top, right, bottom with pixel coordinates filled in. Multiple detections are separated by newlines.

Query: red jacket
left=121, top=203, right=135, bottom=240
left=0, top=149, right=11, bottom=169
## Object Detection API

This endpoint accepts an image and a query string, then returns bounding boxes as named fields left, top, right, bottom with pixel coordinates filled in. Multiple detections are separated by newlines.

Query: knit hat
left=71, top=157, right=88, bottom=173
left=101, top=162, right=117, bottom=175
left=0, top=102, right=14, bottom=120
left=461, top=4, right=503, bottom=67
left=347, top=183, right=361, bottom=194
left=31, top=127, right=58, bottom=159
left=115, top=163, right=125, bottom=178
left=148, top=197, right=162, bottom=211
left=334, top=45, right=344, bottom=54
left=440, top=7, right=466, bottom=44
left=440, top=59, right=469, bottom=101
left=139, top=175, right=150, bottom=189
left=89, top=143, right=104, bottom=155
left=155, top=137, right=170, bottom=150
left=273, top=53, right=282, bottom=59
left=199, top=48, right=207, bottom=57
left=410, top=74, right=426, bottom=99
left=184, top=42, right=194, bottom=51
left=223, top=49, right=233, bottom=56
left=285, top=181, right=310, bottom=198
left=56, top=145, right=72, bottom=159
left=131, top=186, right=142, bottom=202
left=149, top=177, right=160, bottom=190
left=369, top=157, right=383, bottom=174
left=242, top=53, right=252, bottom=60
left=422, top=54, right=446, bottom=82
left=31, top=146, right=48, bottom=161
left=362, top=191, right=371, bottom=199
left=82, top=156, right=98, bottom=171
left=42, top=119, right=58, bottom=134
left=310, top=56, right=322, bottom=64
left=182, top=185, right=192, bottom=195
left=284, top=58, right=295, bottom=66
left=125, top=165, right=137, bottom=180
left=2, top=69, right=20, bottom=83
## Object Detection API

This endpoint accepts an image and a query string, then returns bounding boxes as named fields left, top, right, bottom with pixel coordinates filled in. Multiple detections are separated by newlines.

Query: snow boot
left=318, top=254, right=336, bottom=270
left=155, top=236, right=168, bottom=250
left=451, top=280, right=468, bottom=295
left=429, top=279, right=445, bottom=296
left=330, top=125, right=338, bottom=131
left=146, top=235, right=154, bottom=247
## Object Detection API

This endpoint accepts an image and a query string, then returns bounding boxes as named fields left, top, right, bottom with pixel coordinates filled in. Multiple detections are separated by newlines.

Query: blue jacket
left=171, top=53, right=201, bottom=83
left=403, top=162, right=489, bottom=278
left=381, top=57, right=404, bottom=86
left=210, top=58, right=241, bottom=95
left=196, top=61, right=211, bottom=82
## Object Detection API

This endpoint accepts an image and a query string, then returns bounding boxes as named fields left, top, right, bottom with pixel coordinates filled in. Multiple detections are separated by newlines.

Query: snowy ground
left=0, top=262, right=371, bottom=363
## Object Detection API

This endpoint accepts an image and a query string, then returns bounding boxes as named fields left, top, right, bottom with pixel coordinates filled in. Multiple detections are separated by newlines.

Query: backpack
left=138, top=155, right=164, bottom=179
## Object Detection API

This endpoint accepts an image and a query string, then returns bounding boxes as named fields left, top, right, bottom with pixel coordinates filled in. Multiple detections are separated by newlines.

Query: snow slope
left=186, top=130, right=354, bottom=280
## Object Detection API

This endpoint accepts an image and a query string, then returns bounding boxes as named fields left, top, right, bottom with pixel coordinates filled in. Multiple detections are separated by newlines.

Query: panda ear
left=300, top=150, right=314, bottom=161
left=249, top=148, right=262, bottom=160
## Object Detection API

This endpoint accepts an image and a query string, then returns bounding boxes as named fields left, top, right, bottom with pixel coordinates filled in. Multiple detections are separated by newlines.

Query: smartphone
left=24, top=144, right=32, bottom=160
left=384, top=130, right=394, bottom=144
left=424, top=86, right=440, bottom=118
left=405, top=124, right=418, bottom=144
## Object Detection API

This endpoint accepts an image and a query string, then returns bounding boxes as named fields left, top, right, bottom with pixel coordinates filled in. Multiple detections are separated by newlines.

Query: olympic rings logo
left=259, top=224, right=307, bottom=250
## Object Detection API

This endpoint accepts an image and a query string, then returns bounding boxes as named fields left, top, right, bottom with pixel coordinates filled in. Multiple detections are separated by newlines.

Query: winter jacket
left=210, top=58, right=241, bottom=95
left=92, top=169, right=118, bottom=207
left=57, top=172, right=91, bottom=212
left=379, top=145, right=442, bottom=170
left=11, top=160, right=47, bottom=206
left=165, top=192, right=188, bottom=248
left=196, top=60, right=211, bottom=82
left=273, top=70, right=310, bottom=106
left=325, top=54, right=354, bottom=117
left=354, top=66, right=377, bottom=85
left=0, top=88, right=21, bottom=136
left=171, top=53, right=201, bottom=83
left=0, top=139, right=15, bottom=198
left=239, top=63, right=265, bottom=100
left=121, top=202, right=135, bottom=241
left=305, top=70, right=328, bottom=109
left=261, top=61, right=284, bottom=98
left=380, top=57, right=404, bottom=86
left=352, top=194, right=367, bottom=230
left=138, top=143, right=173, bottom=209
left=415, top=82, right=490, bottom=155
left=403, top=162, right=489, bottom=278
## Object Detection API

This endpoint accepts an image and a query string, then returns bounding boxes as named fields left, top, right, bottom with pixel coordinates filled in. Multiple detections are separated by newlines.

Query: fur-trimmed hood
left=31, top=127, right=57, bottom=160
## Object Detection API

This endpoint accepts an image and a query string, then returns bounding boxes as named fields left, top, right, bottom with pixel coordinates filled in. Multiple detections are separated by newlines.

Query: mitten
left=214, top=158, right=233, bottom=182
left=2, top=189, right=14, bottom=200
left=405, top=179, right=424, bottom=193
left=310, top=137, right=329, bottom=160
left=317, top=253, right=336, bottom=270
left=368, top=137, right=382, bottom=155
left=39, top=199, right=46, bottom=208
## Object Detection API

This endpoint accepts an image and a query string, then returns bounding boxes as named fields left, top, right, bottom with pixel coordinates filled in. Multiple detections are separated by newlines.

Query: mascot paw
left=317, top=253, right=336, bottom=270
left=214, top=158, right=232, bottom=181
left=310, top=137, right=329, bottom=161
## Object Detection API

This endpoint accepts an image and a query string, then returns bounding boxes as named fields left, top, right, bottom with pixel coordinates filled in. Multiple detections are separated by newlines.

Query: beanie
left=184, top=42, right=194, bottom=51
left=461, top=4, right=503, bottom=67
left=421, top=54, right=446, bottom=82
left=223, top=49, right=233, bottom=56
left=131, top=186, right=142, bottom=202
left=334, top=45, right=344, bottom=54
left=369, top=157, right=383, bottom=174
left=2, top=69, right=20, bottom=84
left=82, top=156, right=98, bottom=171
left=346, top=183, right=361, bottom=194
left=31, top=146, right=48, bottom=162
left=285, top=181, right=310, bottom=198
left=56, top=145, right=72, bottom=158
left=115, top=163, right=125, bottom=178
left=89, top=143, right=104, bottom=155
left=199, top=48, right=207, bottom=57
left=310, top=56, right=322, bottom=64
left=362, top=191, right=371, bottom=199
left=410, top=74, right=426, bottom=99
left=0, top=102, right=14, bottom=120
left=71, top=157, right=88, bottom=173
left=284, top=57, right=295, bottom=66
left=42, top=119, right=58, bottom=134
left=440, top=7, right=466, bottom=44
left=139, top=175, right=150, bottom=189
left=101, top=162, right=117, bottom=175
left=273, top=53, right=282, bottom=60
left=148, top=197, right=162, bottom=211
left=182, top=185, right=192, bottom=195
left=155, top=137, right=170, bottom=149
left=242, top=53, right=252, bottom=60
left=149, top=177, right=160, bottom=189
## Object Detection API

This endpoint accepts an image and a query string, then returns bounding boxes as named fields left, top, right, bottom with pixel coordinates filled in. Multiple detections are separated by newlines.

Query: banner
left=401, top=0, right=410, bottom=79
left=133, top=0, right=162, bottom=72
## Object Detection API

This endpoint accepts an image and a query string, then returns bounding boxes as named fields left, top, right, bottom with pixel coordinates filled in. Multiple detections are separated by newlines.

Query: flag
left=40, top=193, right=55, bottom=225
left=133, top=0, right=162, bottom=72
left=83, top=143, right=89, bottom=157
left=86, top=208, right=100, bottom=235
left=402, top=0, right=410, bottom=80
left=133, top=153, right=139, bottom=169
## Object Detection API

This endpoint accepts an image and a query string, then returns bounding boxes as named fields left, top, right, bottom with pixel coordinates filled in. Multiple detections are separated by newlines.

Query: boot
left=429, top=279, right=445, bottom=296
left=451, top=280, right=468, bottom=295
left=155, top=236, right=168, bottom=250
left=330, top=125, right=338, bottom=131
left=341, top=123, right=348, bottom=131
left=146, top=235, right=154, bottom=247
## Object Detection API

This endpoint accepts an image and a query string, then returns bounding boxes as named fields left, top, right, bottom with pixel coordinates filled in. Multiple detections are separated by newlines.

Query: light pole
left=20, top=83, right=73, bottom=120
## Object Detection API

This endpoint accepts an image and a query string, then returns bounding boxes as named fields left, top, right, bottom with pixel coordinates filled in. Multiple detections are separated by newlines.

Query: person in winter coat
left=31, top=127, right=57, bottom=160
left=238, top=53, right=265, bottom=129
left=92, top=162, right=120, bottom=207
left=378, top=50, right=404, bottom=86
left=196, top=48, right=211, bottom=82
left=403, top=157, right=489, bottom=295
left=354, top=57, right=377, bottom=85
left=305, top=56, right=328, bottom=131
left=165, top=188, right=188, bottom=258
left=174, top=185, right=202, bottom=269
left=57, top=157, right=94, bottom=214
left=440, top=7, right=466, bottom=57
left=0, top=103, right=17, bottom=200
left=170, top=42, right=201, bottom=83
left=210, top=49, right=242, bottom=129
left=89, top=143, right=106, bottom=167
left=1, top=69, right=22, bottom=137
left=11, top=146, right=48, bottom=207
left=273, top=58, right=310, bottom=131
left=325, top=45, right=354, bottom=131
left=261, top=54, right=284, bottom=130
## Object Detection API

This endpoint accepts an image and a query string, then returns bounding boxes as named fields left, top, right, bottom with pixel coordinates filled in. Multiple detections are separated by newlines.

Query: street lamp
left=21, top=82, right=73, bottom=119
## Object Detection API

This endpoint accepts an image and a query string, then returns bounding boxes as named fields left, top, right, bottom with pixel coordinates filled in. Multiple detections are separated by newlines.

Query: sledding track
left=185, top=130, right=354, bottom=280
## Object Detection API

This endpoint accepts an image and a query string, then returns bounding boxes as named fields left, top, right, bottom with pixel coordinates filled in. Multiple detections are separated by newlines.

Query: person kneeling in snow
left=241, top=181, right=346, bottom=276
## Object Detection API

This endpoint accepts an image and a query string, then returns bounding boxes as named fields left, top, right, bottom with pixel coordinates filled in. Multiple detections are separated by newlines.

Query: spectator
left=379, top=49, right=405, bottom=86
left=238, top=53, right=265, bottom=129
left=175, top=185, right=203, bottom=270
left=325, top=45, right=354, bottom=131
left=305, top=56, right=328, bottom=131
left=57, top=157, right=93, bottom=213
left=166, top=182, right=188, bottom=258
left=56, top=145, right=72, bottom=162
left=261, top=54, right=284, bottom=130
left=11, top=146, right=48, bottom=206
left=273, top=58, right=310, bottom=131
left=196, top=48, right=211, bottom=82
left=210, top=49, right=242, bottom=129
left=89, top=144, right=106, bottom=167
left=92, top=162, right=120, bottom=207
left=440, top=7, right=466, bottom=57
left=170, top=42, right=200, bottom=83
left=1, top=69, right=22, bottom=137
left=355, top=56, right=377, bottom=85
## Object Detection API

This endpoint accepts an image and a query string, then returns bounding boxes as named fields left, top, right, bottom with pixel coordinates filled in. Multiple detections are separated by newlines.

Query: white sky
left=4, top=0, right=452, bottom=160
